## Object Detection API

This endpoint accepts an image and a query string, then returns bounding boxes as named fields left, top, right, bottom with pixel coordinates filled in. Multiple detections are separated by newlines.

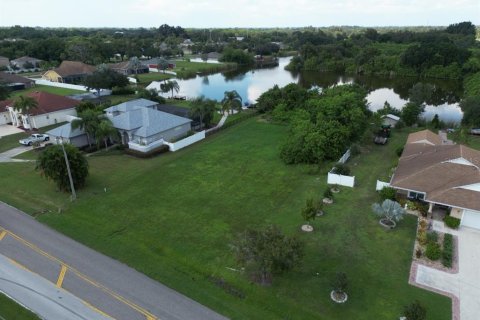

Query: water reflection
left=149, top=57, right=464, bottom=123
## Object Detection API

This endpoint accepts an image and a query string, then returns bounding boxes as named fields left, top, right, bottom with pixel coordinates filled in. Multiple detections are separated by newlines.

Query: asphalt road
left=0, top=202, right=228, bottom=320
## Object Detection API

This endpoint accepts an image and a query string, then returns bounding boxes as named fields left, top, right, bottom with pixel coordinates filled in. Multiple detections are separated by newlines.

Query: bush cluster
left=444, top=216, right=461, bottom=229
left=426, top=231, right=438, bottom=244
left=379, top=187, right=396, bottom=201
left=112, top=86, right=135, bottom=95
left=425, top=242, right=441, bottom=261
left=442, top=234, right=454, bottom=268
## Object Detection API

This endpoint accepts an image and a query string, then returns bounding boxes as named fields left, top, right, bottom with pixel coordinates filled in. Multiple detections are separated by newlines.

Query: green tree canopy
left=84, top=68, right=129, bottom=93
left=189, top=96, right=217, bottom=129
left=233, top=225, right=304, bottom=285
left=36, top=144, right=89, bottom=192
left=221, top=90, right=242, bottom=115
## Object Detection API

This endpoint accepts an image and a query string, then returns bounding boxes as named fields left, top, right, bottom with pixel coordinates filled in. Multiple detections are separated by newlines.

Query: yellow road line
left=0, top=230, right=6, bottom=241
left=5, top=256, right=116, bottom=320
left=3, top=229, right=157, bottom=320
left=82, top=301, right=116, bottom=320
left=56, top=265, right=67, bottom=288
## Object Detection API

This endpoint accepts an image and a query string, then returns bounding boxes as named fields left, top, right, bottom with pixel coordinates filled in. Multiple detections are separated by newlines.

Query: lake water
left=150, top=57, right=464, bottom=123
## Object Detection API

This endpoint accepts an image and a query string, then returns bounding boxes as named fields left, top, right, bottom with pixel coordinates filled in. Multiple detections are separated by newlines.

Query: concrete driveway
left=414, top=226, right=480, bottom=320
left=0, top=125, right=23, bottom=138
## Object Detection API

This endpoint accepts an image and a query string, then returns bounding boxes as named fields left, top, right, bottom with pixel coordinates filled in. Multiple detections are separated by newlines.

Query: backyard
left=0, top=119, right=451, bottom=319
left=11, top=85, right=86, bottom=97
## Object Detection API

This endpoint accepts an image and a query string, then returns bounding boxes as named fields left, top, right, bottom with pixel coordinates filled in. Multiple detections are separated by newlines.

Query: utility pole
left=57, top=137, right=76, bottom=201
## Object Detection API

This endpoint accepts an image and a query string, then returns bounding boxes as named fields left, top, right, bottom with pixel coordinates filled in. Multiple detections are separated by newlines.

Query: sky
left=0, top=0, right=478, bottom=28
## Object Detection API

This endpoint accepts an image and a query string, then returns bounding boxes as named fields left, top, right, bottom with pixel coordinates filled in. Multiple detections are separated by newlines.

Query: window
left=408, top=191, right=425, bottom=200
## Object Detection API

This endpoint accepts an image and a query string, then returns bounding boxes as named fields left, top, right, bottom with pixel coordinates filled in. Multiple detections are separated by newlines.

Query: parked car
left=19, top=134, right=50, bottom=146
left=471, top=128, right=480, bottom=135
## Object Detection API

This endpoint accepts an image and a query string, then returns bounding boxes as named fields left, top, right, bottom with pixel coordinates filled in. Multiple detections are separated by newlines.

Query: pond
left=150, top=57, right=464, bottom=123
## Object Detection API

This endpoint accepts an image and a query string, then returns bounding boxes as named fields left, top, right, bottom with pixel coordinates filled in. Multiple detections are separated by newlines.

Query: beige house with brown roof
left=42, top=61, right=96, bottom=84
left=391, top=130, right=480, bottom=229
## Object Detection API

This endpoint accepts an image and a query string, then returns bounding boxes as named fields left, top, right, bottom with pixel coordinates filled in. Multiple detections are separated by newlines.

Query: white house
left=104, top=99, right=192, bottom=152
left=381, top=114, right=400, bottom=127
left=390, top=130, right=480, bottom=230
left=0, top=91, right=80, bottom=129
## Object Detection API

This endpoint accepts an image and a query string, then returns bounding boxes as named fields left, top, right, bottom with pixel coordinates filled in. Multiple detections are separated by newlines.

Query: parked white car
left=471, top=128, right=480, bottom=135
left=19, top=134, right=50, bottom=146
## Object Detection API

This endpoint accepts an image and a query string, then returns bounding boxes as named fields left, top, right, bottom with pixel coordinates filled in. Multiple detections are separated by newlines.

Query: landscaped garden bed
left=413, top=217, right=458, bottom=273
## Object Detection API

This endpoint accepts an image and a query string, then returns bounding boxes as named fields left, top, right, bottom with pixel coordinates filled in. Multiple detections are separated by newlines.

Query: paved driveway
left=414, top=226, right=480, bottom=320
left=0, top=125, right=23, bottom=137
left=0, top=146, right=32, bottom=162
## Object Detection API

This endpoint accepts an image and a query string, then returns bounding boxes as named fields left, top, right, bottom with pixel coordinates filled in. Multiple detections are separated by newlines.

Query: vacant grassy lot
left=0, top=293, right=40, bottom=320
left=0, top=122, right=66, bottom=154
left=0, top=120, right=450, bottom=319
left=137, top=72, right=173, bottom=85
left=11, top=85, right=85, bottom=97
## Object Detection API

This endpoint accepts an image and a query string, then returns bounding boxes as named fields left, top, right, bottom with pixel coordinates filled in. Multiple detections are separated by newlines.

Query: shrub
left=419, top=219, right=427, bottom=230
left=417, top=230, right=427, bottom=246
left=395, top=119, right=405, bottom=130
left=379, top=187, right=396, bottom=201
left=350, top=144, right=361, bottom=157
left=323, top=188, right=333, bottom=200
left=415, top=248, right=422, bottom=258
left=425, top=242, right=441, bottom=261
left=395, top=146, right=404, bottom=157
left=426, top=231, right=438, bottom=244
left=332, top=163, right=351, bottom=175
left=442, top=234, right=454, bottom=268
left=444, top=216, right=460, bottom=229
left=403, top=300, right=427, bottom=320
left=112, top=86, right=135, bottom=95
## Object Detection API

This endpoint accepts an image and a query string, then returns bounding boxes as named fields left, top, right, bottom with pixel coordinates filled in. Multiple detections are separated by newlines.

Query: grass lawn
left=0, top=122, right=66, bottom=154
left=0, top=120, right=450, bottom=319
left=0, top=293, right=40, bottom=320
left=136, top=72, right=173, bottom=85
left=11, top=85, right=86, bottom=97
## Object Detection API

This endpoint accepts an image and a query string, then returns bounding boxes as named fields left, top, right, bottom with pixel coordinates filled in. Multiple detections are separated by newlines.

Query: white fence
left=163, top=131, right=205, bottom=152
left=338, top=148, right=351, bottom=164
left=327, top=172, right=355, bottom=187
left=376, top=180, right=391, bottom=191
left=128, top=139, right=165, bottom=153
left=33, top=79, right=90, bottom=91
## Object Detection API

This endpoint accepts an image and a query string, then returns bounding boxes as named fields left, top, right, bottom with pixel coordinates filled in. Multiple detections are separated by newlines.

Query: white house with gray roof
left=46, top=122, right=89, bottom=148
left=105, top=99, right=192, bottom=151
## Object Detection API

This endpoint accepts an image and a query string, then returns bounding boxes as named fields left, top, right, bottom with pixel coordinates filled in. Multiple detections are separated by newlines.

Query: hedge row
left=442, top=234, right=454, bottom=268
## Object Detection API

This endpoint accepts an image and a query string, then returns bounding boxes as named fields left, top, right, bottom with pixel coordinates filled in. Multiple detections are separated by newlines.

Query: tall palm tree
left=71, top=109, right=103, bottom=147
left=160, top=80, right=180, bottom=98
left=95, top=119, right=117, bottom=150
left=13, top=95, right=38, bottom=130
left=221, top=90, right=242, bottom=115
left=189, top=96, right=217, bottom=129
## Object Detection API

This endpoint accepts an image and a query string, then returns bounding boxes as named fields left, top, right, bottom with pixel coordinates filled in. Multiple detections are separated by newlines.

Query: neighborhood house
left=0, top=72, right=35, bottom=90
left=0, top=91, right=80, bottom=129
left=10, top=56, right=43, bottom=69
left=45, top=122, right=89, bottom=148
left=390, top=130, right=480, bottom=229
left=42, top=60, right=96, bottom=84
left=108, top=60, right=149, bottom=75
left=105, top=99, right=192, bottom=151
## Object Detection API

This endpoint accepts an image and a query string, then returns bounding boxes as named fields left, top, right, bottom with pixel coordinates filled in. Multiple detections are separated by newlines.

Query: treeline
left=286, top=21, right=479, bottom=80
left=461, top=73, right=480, bottom=128
left=257, top=84, right=369, bottom=164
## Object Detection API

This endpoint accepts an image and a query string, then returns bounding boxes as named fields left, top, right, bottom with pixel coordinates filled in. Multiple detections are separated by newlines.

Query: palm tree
left=372, top=199, right=405, bottom=228
left=13, top=95, right=38, bottom=130
left=221, top=90, right=242, bottom=115
left=95, top=119, right=117, bottom=150
left=72, top=109, right=103, bottom=147
left=160, top=80, right=180, bottom=98
left=189, top=96, right=217, bottom=129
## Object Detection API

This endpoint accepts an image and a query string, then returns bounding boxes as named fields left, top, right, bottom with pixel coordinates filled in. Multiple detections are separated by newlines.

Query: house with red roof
left=1, top=91, right=80, bottom=129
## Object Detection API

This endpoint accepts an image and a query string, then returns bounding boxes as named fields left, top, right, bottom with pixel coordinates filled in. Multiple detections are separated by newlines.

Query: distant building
left=10, top=56, right=43, bottom=69
left=381, top=114, right=400, bottom=127
left=42, top=61, right=96, bottom=84
left=0, top=56, right=10, bottom=68
left=0, top=72, right=35, bottom=90
left=1, top=91, right=80, bottom=129
left=108, top=60, right=149, bottom=75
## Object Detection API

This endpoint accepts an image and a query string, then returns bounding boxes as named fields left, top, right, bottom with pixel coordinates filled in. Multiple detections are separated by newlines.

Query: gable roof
left=11, top=56, right=42, bottom=64
left=104, top=99, right=158, bottom=113
left=406, top=129, right=443, bottom=146
left=391, top=130, right=480, bottom=211
left=0, top=92, right=80, bottom=116
left=54, top=61, right=96, bottom=77
left=110, top=108, right=191, bottom=138
left=0, top=72, right=35, bottom=85
left=46, top=122, right=85, bottom=138
left=382, top=114, right=400, bottom=121
left=108, top=60, right=148, bottom=71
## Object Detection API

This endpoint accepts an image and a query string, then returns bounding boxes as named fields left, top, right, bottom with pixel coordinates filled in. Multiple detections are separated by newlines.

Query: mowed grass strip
left=0, top=293, right=41, bottom=320
left=0, top=119, right=450, bottom=319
